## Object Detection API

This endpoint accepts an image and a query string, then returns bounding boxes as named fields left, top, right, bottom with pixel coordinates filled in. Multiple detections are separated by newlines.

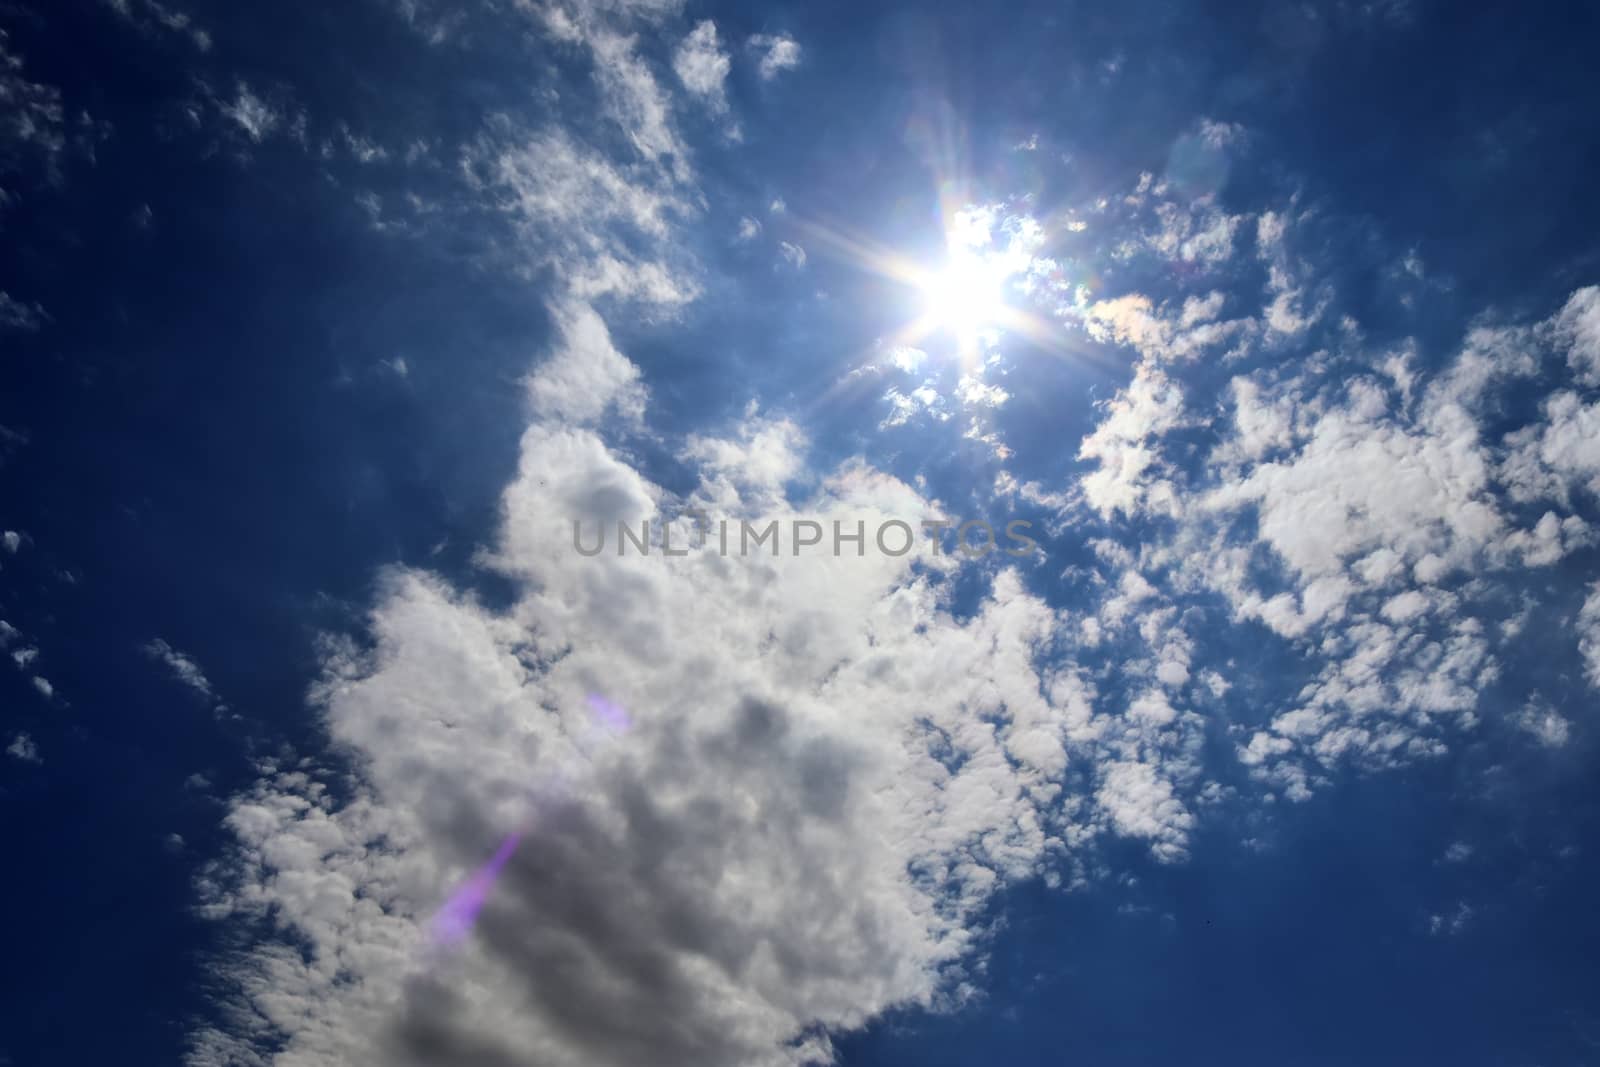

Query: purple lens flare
left=429, top=828, right=525, bottom=949
left=585, top=693, right=631, bottom=732
left=425, top=693, right=633, bottom=951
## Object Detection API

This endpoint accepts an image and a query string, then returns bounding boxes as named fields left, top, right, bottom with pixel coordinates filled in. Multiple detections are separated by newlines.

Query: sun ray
left=783, top=199, right=1123, bottom=422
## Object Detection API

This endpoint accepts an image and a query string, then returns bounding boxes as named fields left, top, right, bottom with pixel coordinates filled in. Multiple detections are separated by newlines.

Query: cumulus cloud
left=191, top=150, right=1236, bottom=1067
left=1096, top=760, right=1194, bottom=863
left=1014, top=170, right=1598, bottom=803
left=1501, top=391, right=1600, bottom=506
left=191, top=385, right=1116, bottom=1067
left=1545, top=285, right=1600, bottom=386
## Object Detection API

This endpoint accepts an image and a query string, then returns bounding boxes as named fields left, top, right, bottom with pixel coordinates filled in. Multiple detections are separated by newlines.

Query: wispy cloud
left=0, top=292, right=48, bottom=332
left=6, top=732, right=39, bottom=763
left=101, top=0, right=212, bottom=52
left=144, top=638, right=217, bottom=700
left=749, top=32, right=801, bottom=80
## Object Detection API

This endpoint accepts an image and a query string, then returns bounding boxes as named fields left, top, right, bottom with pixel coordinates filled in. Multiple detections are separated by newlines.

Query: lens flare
left=585, top=693, right=632, bottom=732
left=429, top=829, right=524, bottom=949
left=919, top=250, right=1011, bottom=344
left=425, top=692, right=634, bottom=953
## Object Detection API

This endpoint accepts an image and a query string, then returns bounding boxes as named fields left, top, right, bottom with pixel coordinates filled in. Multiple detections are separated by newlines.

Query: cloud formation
left=749, top=33, right=802, bottom=80
left=181, top=19, right=1600, bottom=1067
left=673, top=20, right=732, bottom=116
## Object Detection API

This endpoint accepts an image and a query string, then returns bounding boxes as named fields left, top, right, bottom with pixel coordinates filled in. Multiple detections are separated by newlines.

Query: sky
left=2, top=0, right=1600, bottom=1064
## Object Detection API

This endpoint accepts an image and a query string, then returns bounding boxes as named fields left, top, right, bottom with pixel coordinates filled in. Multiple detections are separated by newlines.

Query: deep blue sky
left=3, top=1, right=1599, bottom=1065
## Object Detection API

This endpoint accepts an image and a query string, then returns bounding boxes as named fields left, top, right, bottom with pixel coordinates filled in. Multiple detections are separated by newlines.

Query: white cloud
left=1180, top=290, right=1226, bottom=328
left=2, top=529, right=20, bottom=553
left=1203, top=377, right=1506, bottom=595
left=1255, top=211, right=1321, bottom=338
left=673, top=21, right=732, bottom=116
left=1078, top=363, right=1184, bottom=519
left=0, top=28, right=67, bottom=176
left=101, top=0, right=212, bottom=51
left=1161, top=287, right=1600, bottom=790
left=464, top=125, right=697, bottom=306
left=31, top=675, right=53, bottom=699
left=220, top=83, right=282, bottom=142
left=955, top=376, right=1008, bottom=409
left=748, top=33, right=802, bottom=80
left=1501, top=391, right=1600, bottom=506
left=180, top=64, right=1600, bottom=1067
left=887, top=346, right=926, bottom=373
left=1095, top=759, right=1194, bottom=864
left=777, top=241, right=806, bottom=269
left=192, top=392, right=1110, bottom=1067
left=528, top=2, right=694, bottom=178
left=1545, top=285, right=1600, bottom=387
left=189, top=146, right=1254, bottom=1063
left=525, top=302, right=646, bottom=425
left=387, top=0, right=465, bottom=45
left=879, top=385, right=951, bottom=430
left=1146, top=202, right=1242, bottom=266
left=0, top=292, right=48, bottom=332
left=680, top=408, right=806, bottom=507
left=144, top=638, right=217, bottom=700
left=1428, top=901, right=1474, bottom=937
left=1028, top=170, right=1600, bottom=804
left=1580, top=584, right=1600, bottom=689
left=1515, top=697, right=1571, bottom=748
left=186, top=24, right=1222, bottom=1063
left=588, top=27, right=688, bottom=174
left=6, top=732, right=39, bottom=763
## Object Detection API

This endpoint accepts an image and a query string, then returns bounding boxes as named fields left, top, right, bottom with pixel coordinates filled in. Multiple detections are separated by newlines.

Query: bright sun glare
left=797, top=203, right=1068, bottom=380
left=920, top=251, right=1010, bottom=342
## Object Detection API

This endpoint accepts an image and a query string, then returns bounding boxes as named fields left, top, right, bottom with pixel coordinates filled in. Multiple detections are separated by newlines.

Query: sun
left=918, top=250, right=1011, bottom=346
left=783, top=202, right=1078, bottom=381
